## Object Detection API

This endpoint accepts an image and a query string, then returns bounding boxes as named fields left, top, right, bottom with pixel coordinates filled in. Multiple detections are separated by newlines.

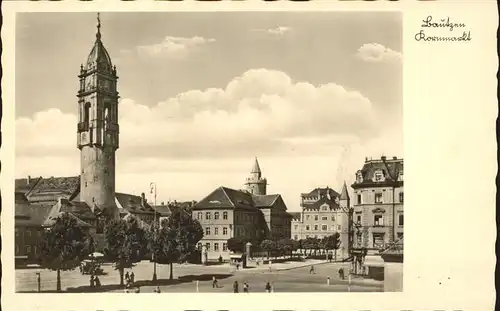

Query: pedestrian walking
left=233, top=281, right=239, bottom=293
left=309, top=265, right=315, bottom=274
left=90, top=275, right=95, bottom=288
left=339, top=268, right=344, bottom=280
left=135, top=286, right=140, bottom=293
left=95, top=276, right=101, bottom=288
left=265, top=281, right=271, bottom=293
left=130, top=271, right=135, bottom=284
left=125, top=271, right=130, bottom=285
left=212, top=276, right=219, bottom=288
left=243, top=282, right=249, bottom=293
left=36, top=273, right=41, bottom=292
left=154, top=286, right=161, bottom=293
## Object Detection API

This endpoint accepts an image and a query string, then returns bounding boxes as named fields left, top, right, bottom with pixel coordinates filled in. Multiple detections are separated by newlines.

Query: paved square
left=16, top=260, right=383, bottom=293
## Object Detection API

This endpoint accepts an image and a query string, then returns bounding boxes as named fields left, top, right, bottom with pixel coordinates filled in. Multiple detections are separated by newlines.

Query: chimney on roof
left=381, top=156, right=387, bottom=162
left=365, top=157, right=368, bottom=162
left=27, top=175, right=31, bottom=184
left=393, top=156, right=397, bottom=160
left=161, top=201, right=165, bottom=205
left=141, top=192, right=146, bottom=206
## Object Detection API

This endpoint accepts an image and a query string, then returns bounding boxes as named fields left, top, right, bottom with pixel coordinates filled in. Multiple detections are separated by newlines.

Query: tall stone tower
left=77, top=13, right=119, bottom=219
left=245, top=157, right=267, bottom=195
left=339, top=181, right=350, bottom=210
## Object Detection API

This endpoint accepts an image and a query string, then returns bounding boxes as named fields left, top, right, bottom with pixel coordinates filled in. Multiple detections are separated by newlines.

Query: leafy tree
left=37, top=212, right=92, bottom=292
left=151, top=208, right=203, bottom=279
left=104, top=216, right=149, bottom=286
left=227, top=237, right=246, bottom=253
left=260, top=239, right=276, bottom=259
left=322, top=233, right=341, bottom=260
left=277, top=238, right=294, bottom=258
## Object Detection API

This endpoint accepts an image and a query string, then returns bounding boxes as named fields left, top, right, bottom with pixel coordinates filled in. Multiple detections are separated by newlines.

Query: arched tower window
left=84, top=102, right=91, bottom=125
left=104, top=103, right=110, bottom=127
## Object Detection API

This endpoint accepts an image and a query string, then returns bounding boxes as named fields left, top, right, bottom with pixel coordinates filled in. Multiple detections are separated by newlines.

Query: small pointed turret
left=251, top=157, right=261, bottom=174
left=245, top=157, right=267, bottom=195
left=340, top=181, right=350, bottom=200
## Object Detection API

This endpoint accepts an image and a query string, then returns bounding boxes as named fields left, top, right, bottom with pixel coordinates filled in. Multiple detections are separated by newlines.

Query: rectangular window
left=26, top=245, right=31, bottom=253
left=321, top=216, right=328, bottom=221
left=206, top=212, right=211, bottom=220
left=322, top=206, right=327, bottom=211
left=223, top=243, right=228, bottom=251
left=215, top=227, right=219, bottom=235
left=197, top=212, right=202, bottom=220
left=294, top=225, right=298, bottom=230
left=357, top=194, right=362, bottom=205
left=399, top=192, right=404, bottom=203
left=197, top=242, right=202, bottom=249
left=331, top=215, right=335, bottom=221
left=321, top=225, right=328, bottom=231
left=397, top=232, right=403, bottom=239
left=375, top=193, right=383, bottom=204
left=375, top=172, right=383, bottom=181
left=205, top=242, right=211, bottom=252
left=306, top=215, right=310, bottom=220
left=398, top=214, right=404, bottom=226
left=214, top=212, right=220, bottom=220
left=214, top=243, right=219, bottom=251
left=206, top=227, right=211, bottom=235
left=357, top=234, right=362, bottom=245
left=223, top=227, right=228, bottom=235
left=373, top=233, right=385, bottom=249
left=223, top=211, right=228, bottom=220
left=337, top=225, right=341, bottom=231
left=314, top=215, right=319, bottom=221
left=314, top=225, right=318, bottom=231
left=306, top=225, right=310, bottom=231
left=374, top=215, right=383, bottom=226
left=356, top=215, right=361, bottom=223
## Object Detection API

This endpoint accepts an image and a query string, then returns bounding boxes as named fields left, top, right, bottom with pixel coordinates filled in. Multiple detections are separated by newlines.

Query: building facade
left=191, top=158, right=292, bottom=260
left=351, top=156, right=404, bottom=254
left=290, top=184, right=351, bottom=259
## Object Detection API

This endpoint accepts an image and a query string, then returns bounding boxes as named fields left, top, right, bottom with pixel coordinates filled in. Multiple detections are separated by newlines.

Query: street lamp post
left=150, top=182, right=158, bottom=283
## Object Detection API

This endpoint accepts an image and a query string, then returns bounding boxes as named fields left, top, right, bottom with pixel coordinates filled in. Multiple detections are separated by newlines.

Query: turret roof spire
left=340, top=181, right=350, bottom=200
left=251, top=157, right=261, bottom=174
left=96, top=12, right=101, bottom=40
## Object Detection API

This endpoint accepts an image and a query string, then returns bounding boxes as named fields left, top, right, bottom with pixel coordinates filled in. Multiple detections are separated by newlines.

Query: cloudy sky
left=15, top=12, right=402, bottom=211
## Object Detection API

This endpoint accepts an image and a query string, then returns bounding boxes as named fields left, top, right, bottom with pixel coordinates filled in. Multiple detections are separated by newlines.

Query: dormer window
left=398, top=170, right=404, bottom=182
left=356, top=171, right=363, bottom=183
left=373, top=169, right=385, bottom=182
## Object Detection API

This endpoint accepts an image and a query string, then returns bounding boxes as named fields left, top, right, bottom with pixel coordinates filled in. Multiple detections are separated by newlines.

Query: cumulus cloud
left=253, top=26, right=292, bottom=36
left=16, top=69, right=380, bottom=162
left=356, top=43, right=402, bottom=63
left=132, top=36, right=216, bottom=58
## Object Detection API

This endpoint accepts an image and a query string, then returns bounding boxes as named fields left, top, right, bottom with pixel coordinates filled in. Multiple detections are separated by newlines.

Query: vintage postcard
left=1, top=1, right=496, bottom=311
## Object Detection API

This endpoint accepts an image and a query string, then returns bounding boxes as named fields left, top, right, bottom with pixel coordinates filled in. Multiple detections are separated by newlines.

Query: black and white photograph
left=14, top=11, right=404, bottom=294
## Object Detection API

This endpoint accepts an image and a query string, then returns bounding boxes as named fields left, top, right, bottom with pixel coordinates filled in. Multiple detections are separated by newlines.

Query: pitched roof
left=115, top=192, right=156, bottom=215
left=43, top=211, right=92, bottom=228
left=340, top=182, right=350, bottom=200
left=289, top=212, right=302, bottom=221
left=44, top=198, right=96, bottom=227
left=15, top=177, right=42, bottom=193
left=352, top=157, right=403, bottom=188
left=301, top=187, right=340, bottom=199
left=251, top=158, right=262, bottom=174
left=302, top=196, right=341, bottom=211
left=27, top=176, right=80, bottom=195
left=16, top=204, right=55, bottom=227
left=152, top=204, right=172, bottom=217
left=252, top=194, right=280, bottom=207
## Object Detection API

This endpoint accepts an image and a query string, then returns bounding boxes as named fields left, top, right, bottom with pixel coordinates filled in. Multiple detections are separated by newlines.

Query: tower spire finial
left=96, top=12, right=101, bottom=40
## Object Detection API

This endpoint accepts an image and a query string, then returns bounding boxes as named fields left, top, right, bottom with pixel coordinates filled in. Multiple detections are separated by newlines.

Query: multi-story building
left=351, top=156, right=404, bottom=255
left=290, top=183, right=351, bottom=259
left=191, top=158, right=292, bottom=260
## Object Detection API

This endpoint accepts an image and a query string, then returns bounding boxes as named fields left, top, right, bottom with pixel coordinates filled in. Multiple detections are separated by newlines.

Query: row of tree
left=37, top=208, right=204, bottom=291
left=226, top=232, right=342, bottom=259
